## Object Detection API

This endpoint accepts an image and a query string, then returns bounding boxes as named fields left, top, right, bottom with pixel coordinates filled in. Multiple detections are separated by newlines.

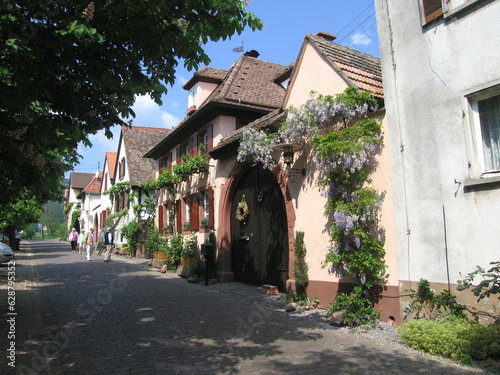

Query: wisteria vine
left=237, top=87, right=386, bottom=294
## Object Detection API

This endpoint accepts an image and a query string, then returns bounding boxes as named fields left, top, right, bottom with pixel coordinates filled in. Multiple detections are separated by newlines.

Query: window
left=188, top=83, right=198, bottom=108
left=465, top=84, right=500, bottom=178
left=159, top=153, right=171, bottom=173
left=185, top=197, right=190, bottom=225
left=118, top=157, right=126, bottom=180
left=202, top=190, right=209, bottom=219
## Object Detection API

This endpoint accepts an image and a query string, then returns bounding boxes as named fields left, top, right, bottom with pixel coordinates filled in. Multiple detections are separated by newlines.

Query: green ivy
left=121, top=220, right=140, bottom=255
left=141, top=151, right=208, bottom=193
left=103, top=181, right=131, bottom=197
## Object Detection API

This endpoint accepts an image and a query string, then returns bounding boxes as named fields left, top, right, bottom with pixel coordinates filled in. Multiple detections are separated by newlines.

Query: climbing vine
left=103, top=181, right=131, bottom=199
left=141, top=151, right=209, bottom=193
left=237, top=87, right=385, bottom=323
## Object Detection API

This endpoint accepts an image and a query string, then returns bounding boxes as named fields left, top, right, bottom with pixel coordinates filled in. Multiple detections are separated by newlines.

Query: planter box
left=180, top=257, right=198, bottom=266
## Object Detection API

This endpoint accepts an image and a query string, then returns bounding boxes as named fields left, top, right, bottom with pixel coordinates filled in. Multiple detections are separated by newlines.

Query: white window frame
left=463, top=81, right=500, bottom=180
left=185, top=198, right=190, bottom=224
left=202, top=190, right=209, bottom=219
left=188, top=83, right=198, bottom=108
left=443, top=0, right=486, bottom=18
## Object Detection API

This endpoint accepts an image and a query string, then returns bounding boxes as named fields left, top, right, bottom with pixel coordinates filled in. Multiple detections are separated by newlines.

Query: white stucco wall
left=375, top=0, right=500, bottom=284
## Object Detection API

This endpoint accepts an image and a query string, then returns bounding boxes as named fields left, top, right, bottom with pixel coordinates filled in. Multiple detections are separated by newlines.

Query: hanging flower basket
left=235, top=195, right=249, bottom=222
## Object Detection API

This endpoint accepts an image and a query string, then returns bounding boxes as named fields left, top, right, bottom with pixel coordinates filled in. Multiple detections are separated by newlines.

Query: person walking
left=77, top=229, right=85, bottom=254
left=103, top=227, right=114, bottom=262
left=68, top=228, right=78, bottom=252
left=84, top=227, right=96, bottom=261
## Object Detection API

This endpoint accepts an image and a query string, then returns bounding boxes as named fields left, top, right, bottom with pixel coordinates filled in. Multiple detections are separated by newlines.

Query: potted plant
left=183, top=221, right=191, bottom=231
left=200, top=216, right=209, bottom=228
left=180, top=235, right=198, bottom=266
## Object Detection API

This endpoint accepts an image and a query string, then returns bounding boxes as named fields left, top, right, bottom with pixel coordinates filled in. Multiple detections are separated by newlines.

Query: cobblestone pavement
left=0, top=240, right=490, bottom=375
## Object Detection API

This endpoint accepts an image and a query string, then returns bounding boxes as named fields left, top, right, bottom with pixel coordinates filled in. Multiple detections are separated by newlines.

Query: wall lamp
left=274, top=143, right=306, bottom=177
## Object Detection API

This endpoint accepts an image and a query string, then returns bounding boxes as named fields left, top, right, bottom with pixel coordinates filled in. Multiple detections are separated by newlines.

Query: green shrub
left=328, top=286, right=379, bottom=327
left=181, top=235, right=198, bottom=258
left=293, top=231, right=309, bottom=296
left=167, top=234, right=183, bottom=268
left=404, top=279, right=467, bottom=321
left=121, top=221, right=140, bottom=255
left=398, top=318, right=500, bottom=362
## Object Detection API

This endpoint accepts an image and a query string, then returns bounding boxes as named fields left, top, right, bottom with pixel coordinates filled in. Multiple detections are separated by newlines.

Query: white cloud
left=129, top=94, right=181, bottom=128
left=350, top=32, right=372, bottom=47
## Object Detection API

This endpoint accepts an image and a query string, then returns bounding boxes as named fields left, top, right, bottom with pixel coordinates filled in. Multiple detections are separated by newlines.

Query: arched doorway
left=230, top=165, right=289, bottom=290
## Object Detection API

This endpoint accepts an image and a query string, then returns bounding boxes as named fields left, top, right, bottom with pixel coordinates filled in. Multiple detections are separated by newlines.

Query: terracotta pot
left=180, top=256, right=198, bottom=266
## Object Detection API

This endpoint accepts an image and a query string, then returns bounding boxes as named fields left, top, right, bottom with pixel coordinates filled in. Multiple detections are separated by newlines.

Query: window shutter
left=190, top=193, right=199, bottom=230
left=208, top=187, right=214, bottom=227
left=158, top=205, right=165, bottom=234
left=176, top=200, right=182, bottom=233
left=207, top=124, right=214, bottom=152
left=191, top=134, right=198, bottom=156
left=422, top=0, right=443, bottom=23
left=176, top=146, right=182, bottom=164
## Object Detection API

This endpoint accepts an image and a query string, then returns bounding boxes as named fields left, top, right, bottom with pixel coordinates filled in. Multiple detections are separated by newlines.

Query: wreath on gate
left=235, top=195, right=249, bottom=222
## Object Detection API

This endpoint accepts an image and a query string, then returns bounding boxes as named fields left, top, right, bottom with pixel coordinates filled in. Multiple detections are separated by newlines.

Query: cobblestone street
left=0, top=241, right=489, bottom=374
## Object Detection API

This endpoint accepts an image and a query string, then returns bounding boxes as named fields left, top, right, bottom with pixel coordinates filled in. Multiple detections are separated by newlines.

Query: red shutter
left=176, top=200, right=182, bottom=233
left=207, top=124, right=213, bottom=152
left=190, top=193, right=199, bottom=230
left=191, top=134, right=198, bottom=156
left=422, top=0, right=443, bottom=23
left=158, top=205, right=164, bottom=234
left=208, top=187, right=214, bottom=227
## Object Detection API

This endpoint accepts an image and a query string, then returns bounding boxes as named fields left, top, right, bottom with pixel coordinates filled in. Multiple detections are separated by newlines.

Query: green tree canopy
left=0, top=0, right=262, bottom=208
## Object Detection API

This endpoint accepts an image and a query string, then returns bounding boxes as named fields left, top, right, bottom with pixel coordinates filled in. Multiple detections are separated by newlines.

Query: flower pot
left=180, top=256, right=198, bottom=266
left=154, top=252, right=167, bottom=259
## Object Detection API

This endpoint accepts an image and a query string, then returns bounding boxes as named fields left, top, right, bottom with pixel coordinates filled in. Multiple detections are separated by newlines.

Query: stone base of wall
left=288, top=279, right=401, bottom=326
left=399, top=280, right=498, bottom=325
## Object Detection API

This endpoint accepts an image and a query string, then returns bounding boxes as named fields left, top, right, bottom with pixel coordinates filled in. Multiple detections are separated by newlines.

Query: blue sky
left=70, top=0, right=379, bottom=177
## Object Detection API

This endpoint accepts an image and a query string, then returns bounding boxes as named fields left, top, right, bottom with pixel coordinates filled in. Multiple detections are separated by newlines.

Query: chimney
left=316, top=32, right=337, bottom=42
left=244, top=50, right=260, bottom=58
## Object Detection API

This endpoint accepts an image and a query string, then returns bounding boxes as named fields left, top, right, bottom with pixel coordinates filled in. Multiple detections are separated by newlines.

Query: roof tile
left=122, top=126, right=172, bottom=185
left=306, top=33, right=383, bottom=97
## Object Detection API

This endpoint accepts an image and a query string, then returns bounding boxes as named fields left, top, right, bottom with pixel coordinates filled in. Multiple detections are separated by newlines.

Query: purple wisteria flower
left=333, top=211, right=359, bottom=235
left=237, top=128, right=278, bottom=169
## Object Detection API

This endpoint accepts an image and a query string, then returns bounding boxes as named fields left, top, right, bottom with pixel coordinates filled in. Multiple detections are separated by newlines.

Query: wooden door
left=231, top=165, right=288, bottom=290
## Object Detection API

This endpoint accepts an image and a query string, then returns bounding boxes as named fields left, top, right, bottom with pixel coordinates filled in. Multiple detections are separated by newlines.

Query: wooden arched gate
left=230, top=165, right=289, bottom=290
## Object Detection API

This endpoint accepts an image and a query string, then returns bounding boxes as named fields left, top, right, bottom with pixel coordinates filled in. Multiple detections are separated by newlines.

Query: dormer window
left=188, top=83, right=198, bottom=108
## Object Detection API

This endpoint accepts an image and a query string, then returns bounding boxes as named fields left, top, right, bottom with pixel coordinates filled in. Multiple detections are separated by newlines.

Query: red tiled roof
left=105, top=152, right=117, bottom=179
left=82, top=172, right=103, bottom=194
left=306, top=33, right=383, bottom=98
left=206, top=55, right=286, bottom=109
left=122, top=126, right=172, bottom=185
left=182, top=67, right=227, bottom=90
left=145, top=55, right=287, bottom=159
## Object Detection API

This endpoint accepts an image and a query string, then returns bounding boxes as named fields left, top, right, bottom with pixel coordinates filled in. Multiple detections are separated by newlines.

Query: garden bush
left=398, top=318, right=500, bottom=363
left=328, top=286, right=379, bottom=327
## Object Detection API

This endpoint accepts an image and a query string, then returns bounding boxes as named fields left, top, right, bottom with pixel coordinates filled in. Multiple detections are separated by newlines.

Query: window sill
left=444, top=0, right=488, bottom=19
left=464, top=174, right=500, bottom=187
